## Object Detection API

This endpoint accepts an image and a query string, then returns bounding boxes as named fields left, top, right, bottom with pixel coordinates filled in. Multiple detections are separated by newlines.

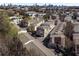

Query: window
left=54, top=37, right=61, bottom=45
left=77, top=45, right=79, bottom=54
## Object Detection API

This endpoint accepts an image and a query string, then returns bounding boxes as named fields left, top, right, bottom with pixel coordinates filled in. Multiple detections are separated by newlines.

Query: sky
left=0, top=0, right=79, bottom=6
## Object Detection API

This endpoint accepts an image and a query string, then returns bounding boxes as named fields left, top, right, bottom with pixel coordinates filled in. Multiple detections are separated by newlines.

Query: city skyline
left=0, top=0, right=79, bottom=6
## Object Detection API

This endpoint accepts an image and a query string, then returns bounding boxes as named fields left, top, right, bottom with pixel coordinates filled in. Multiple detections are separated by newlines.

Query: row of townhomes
left=2, top=5, right=79, bottom=56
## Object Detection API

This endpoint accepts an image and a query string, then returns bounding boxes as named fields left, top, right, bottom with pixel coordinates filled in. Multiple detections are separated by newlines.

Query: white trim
left=24, top=40, right=34, bottom=45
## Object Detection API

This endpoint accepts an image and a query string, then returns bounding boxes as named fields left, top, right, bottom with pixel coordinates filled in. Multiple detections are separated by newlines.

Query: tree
left=0, top=12, right=11, bottom=35
left=0, top=12, right=28, bottom=56
left=6, top=10, right=15, bottom=16
left=72, top=12, right=77, bottom=20
left=43, top=14, right=50, bottom=21
left=19, top=16, right=31, bottom=28
left=64, top=21, right=74, bottom=39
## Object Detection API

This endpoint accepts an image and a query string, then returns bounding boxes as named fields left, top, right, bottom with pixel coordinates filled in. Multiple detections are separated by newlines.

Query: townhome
left=48, top=22, right=66, bottom=48
left=36, top=20, right=55, bottom=37
left=73, top=22, right=79, bottom=55
left=27, top=17, right=45, bottom=32
left=10, top=16, right=23, bottom=24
